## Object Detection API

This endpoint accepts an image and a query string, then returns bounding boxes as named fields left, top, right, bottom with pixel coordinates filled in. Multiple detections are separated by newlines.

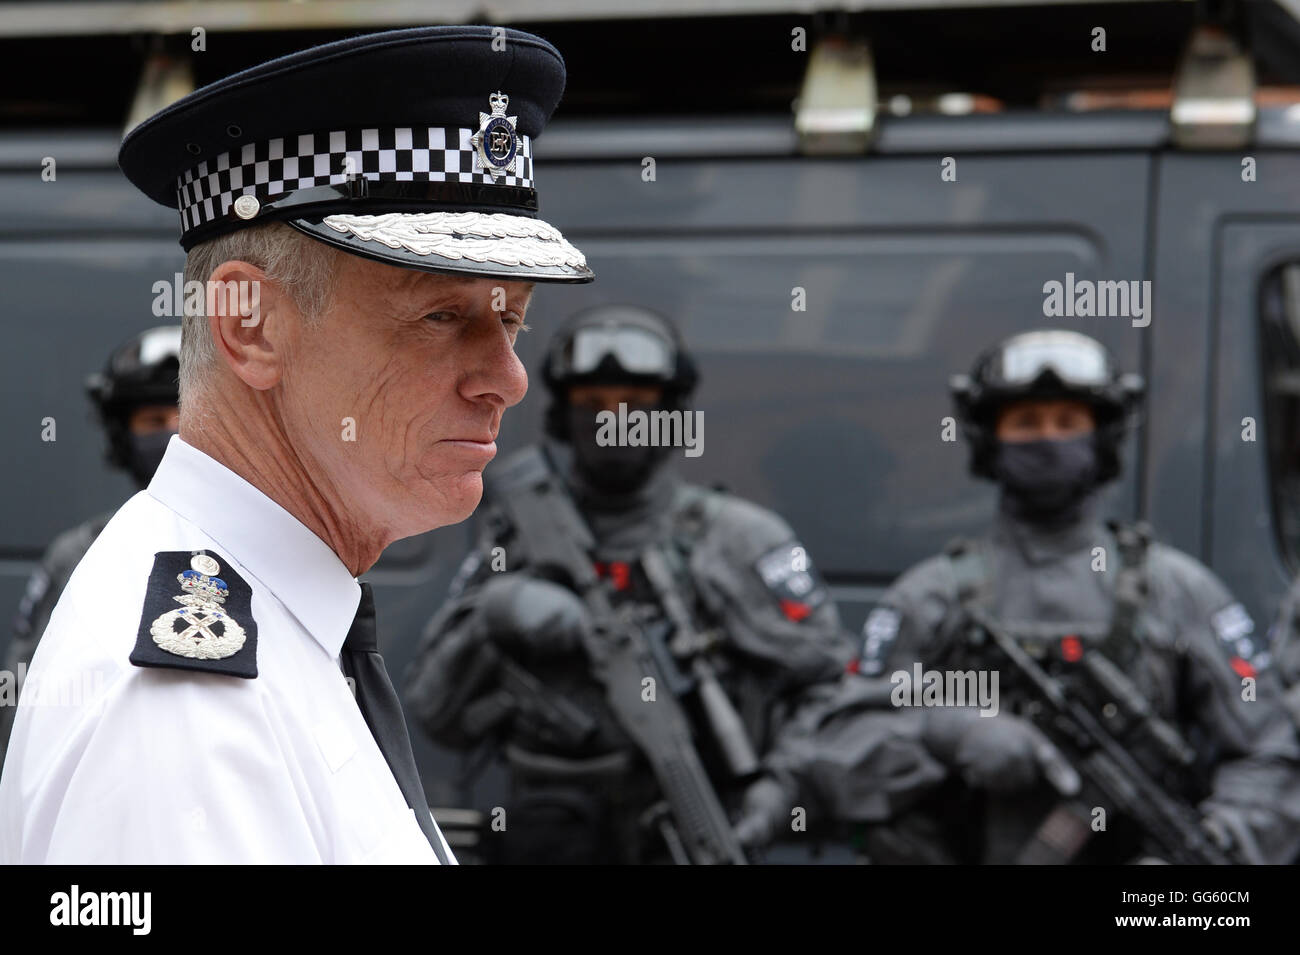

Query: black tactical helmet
left=85, top=325, right=182, bottom=472
left=542, top=305, right=698, bottom=439
left=950, top=329, right=1144, bottom=482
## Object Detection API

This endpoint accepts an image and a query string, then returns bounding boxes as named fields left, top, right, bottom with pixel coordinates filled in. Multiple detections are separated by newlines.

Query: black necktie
left=342, top=582, right=452, bottom=864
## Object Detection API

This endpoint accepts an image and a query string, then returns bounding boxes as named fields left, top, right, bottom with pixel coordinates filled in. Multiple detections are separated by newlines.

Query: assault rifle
left=965, top=606, right=1236, bottom=865
left=458, top=643, right=598, bottom=752
left=482, top=446, right=748, bottom=864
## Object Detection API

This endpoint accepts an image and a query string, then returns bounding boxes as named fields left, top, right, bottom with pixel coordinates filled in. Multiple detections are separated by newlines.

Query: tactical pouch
left=497, top=744, right=634, bottom=864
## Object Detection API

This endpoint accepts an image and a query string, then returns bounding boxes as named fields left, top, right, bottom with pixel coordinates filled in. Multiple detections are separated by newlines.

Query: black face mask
left=125, top=429, right=175, bottom=488
left=566, top=404, right=668, bottom=495
left=993, top=434, right=1100, bottom=524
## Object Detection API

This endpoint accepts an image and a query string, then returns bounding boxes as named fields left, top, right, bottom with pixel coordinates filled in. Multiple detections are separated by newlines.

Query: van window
left=1259, top=262, right=1300, bottom=570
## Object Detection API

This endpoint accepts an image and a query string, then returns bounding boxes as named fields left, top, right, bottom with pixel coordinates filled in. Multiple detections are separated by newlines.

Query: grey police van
left=4, top=1, right=1300, bottom=833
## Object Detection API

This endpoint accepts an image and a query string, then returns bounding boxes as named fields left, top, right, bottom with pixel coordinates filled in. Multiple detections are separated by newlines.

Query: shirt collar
left=147, top=435, right=360, bottom=659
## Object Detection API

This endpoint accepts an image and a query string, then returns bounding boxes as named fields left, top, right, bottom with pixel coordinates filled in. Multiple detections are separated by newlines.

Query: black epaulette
left=130, top=549, right=258, bottom=678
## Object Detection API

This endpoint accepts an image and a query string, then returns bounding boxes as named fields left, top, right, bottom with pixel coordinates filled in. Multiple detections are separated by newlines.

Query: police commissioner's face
left=213, top=249, right=532, bottom=547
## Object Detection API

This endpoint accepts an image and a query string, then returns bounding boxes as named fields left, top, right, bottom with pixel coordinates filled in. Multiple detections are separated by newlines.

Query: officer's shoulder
left=1143, top=540, right=1232, bottom=600
left=17, top=505, right=159, bottom=697
left=679, top=483, right=793, bottom=542
left=1139, top=539, right=1258, bottom=646
left=127, top=548, right=260, bottom=679
left=45, top=496, right=156, bottom=628
left=888, top=550, right=964, bottom=605
left=1141, top=541, right=1268, bottom=668
left=55, top=498, right=260, bottom=679
left=40, top=511, right=115, bottom=575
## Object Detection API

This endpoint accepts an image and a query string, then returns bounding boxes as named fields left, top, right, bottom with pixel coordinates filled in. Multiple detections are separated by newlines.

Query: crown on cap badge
left=150, top=554, right=247, bottom=660
left=471, top=91, right=521, bottom=179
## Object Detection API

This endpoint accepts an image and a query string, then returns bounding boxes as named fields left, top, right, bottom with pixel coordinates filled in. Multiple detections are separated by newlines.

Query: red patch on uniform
left=610, top=561, right=631, bottom=591
left=1230, top=656, right=1256, bottom=679
left=845, top=658, right=860, bottom=674
left=1060, top=635, right=1083, bottom=663
left=780, top=599, right=811, bottom=622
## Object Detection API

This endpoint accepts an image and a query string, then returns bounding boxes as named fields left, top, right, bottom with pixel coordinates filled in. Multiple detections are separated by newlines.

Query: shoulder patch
left=1210, top=602, right=1270, bottom=676
left=754, top=541, right=828, bottom=622
left=858, top=606, right=901, bottom=676
left=130, top=550, right=258, bottom=678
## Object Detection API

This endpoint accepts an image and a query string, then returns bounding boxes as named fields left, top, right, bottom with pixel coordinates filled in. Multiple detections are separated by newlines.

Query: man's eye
left=424, top=311, right=458, bottom=323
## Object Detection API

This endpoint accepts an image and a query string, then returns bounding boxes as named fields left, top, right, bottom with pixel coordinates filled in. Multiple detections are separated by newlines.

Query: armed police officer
left=742, top=329, right=1300, bottom=864
left=405, top=305, right=853, bottom=864
left=1, top=326, right=180, bottom=764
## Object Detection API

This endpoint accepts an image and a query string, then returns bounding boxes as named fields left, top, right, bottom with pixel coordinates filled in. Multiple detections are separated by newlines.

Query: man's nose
left=470, top=322, right=529, bottom=409
left=498, top=347, right=529, bottom=408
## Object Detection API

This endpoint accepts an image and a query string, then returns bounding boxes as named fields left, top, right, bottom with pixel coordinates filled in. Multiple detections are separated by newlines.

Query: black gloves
left=478, top=574, right=592, bottom=656
left=733, top=776, right=792, bottom=850
left=923, top=706, right=1080, bottom=796
left=1200, top=803, right=1268, bottom=864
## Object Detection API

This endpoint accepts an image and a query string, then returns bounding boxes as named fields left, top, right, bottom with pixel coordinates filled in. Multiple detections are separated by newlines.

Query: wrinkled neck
left=181, top=385, right=389, bottom=577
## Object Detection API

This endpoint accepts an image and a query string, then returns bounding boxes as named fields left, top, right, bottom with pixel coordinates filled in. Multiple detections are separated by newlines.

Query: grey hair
left=179, top=222, right=340, bottom=400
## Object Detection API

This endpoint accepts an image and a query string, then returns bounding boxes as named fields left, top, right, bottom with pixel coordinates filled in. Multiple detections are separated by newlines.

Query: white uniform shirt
left=0, top=436, right=455, bottom=864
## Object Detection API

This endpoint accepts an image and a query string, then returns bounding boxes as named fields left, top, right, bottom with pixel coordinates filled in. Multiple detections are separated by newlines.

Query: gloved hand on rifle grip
left=1200, top=803, right=1267, bottom=864
left=732, top=775, right=791, bottom=851
left=477, top=573, right=592, bottom=656
left=923, top=706, right=1081, bottom=796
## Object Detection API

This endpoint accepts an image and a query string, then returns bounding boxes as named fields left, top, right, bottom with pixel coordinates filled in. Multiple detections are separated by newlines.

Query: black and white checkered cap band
left=176, top=127, right=534, bottom=235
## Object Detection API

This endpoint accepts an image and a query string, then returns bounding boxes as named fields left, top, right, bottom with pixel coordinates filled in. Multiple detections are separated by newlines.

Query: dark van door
left=1174, top=147, right=1300, bottom=629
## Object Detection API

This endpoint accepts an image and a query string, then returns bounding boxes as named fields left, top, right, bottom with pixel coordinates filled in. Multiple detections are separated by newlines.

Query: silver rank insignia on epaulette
left=470, top=91, right=521, bottom=179
left=150, top=554, right=248, bottom=660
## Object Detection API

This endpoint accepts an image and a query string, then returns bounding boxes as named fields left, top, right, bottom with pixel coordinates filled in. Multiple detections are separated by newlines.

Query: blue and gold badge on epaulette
left=130, top=551, right=258, bottom=677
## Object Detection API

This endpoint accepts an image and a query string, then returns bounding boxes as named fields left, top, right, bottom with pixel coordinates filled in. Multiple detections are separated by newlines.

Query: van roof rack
left=4, top=0, right=1300, bottom=134
left=0, top=0, right=1214, bottom=38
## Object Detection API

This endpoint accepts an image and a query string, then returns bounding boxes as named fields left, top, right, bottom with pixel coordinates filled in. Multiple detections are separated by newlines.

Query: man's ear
left=205, top=260, right=293, bottom=391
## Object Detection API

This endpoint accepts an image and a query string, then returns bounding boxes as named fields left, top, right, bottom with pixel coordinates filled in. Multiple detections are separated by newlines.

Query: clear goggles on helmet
left=112, top=326, right=183, bottom=376
left=987, top=331, right=1112, bottom=389
left=559, top=323, right=676, bottom=379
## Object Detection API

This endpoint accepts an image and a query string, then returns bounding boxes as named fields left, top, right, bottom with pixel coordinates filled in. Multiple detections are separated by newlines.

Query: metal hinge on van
left=1171, top=23, right=1257, bottom=149
left=794, top=36, right=877, bottom=155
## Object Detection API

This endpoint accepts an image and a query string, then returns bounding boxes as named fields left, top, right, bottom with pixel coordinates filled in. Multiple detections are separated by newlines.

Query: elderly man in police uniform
left=0, top=26, right=591, bottom=864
